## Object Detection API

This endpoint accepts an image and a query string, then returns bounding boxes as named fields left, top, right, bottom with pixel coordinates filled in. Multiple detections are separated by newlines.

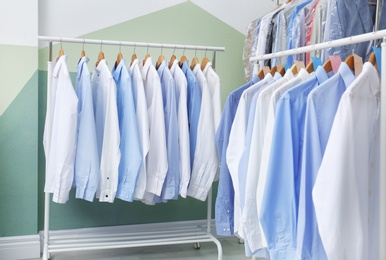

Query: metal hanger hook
left=195, top=49, right=197, bottom=57
left=60, top=37, right=63, bottom=49
left=147, top=44, right=149, bottom=54
left=161, top=44, right=163, bottom=55
left=119, top=42, right=122, bottom=53
left=173, top=46, right=176, bottom=55
left=100, top=40, right=103, bottom=51
left=82, top=39, right=85, bottom=51
left=183, top=47, right=186, bottom=56
left=205, top=48, right=208, bottom=57
left=133, top=43, right=136, bottom=53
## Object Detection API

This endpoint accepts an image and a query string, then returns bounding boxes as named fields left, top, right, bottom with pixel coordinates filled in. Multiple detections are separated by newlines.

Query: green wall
left=0, top=71, right=38, bottom=236
left=38, top=2, right=245, bottom=232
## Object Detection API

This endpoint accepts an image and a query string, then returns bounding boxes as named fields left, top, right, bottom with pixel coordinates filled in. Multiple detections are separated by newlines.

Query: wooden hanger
left=143, top=45, right=151, bottom=66
left=179, top=54, right=187, bottom=67
left=201, top=50, right=210, bottom=70
left=95, top=51, right=104, bottom=67
left=168, top=54, right=177, bottom=69
left=190, top=57, right=199, bottom=70
left=115, top=52, right=123, bottom=69
left=58, top=39, right=64, bottom=58
left=290, top=61, right=305, bottom=75
left=130, top=45, right=137, bottom=66
left=305, top=61, right=314, bottom=73
left=368, top=52, right=376, bottom=66
left=257, top=66, right=270, bottom=79
left=344, top=55, right=354, bottom=70
left=323, top=59, right=332, bottom=73
left=156, top=54, right=165, bottom=69
left=270, top=64, right=284, bottom=76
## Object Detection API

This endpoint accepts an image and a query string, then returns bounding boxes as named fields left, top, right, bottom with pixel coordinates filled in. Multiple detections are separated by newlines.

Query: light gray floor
left=30, top=237, right=253, bottom=260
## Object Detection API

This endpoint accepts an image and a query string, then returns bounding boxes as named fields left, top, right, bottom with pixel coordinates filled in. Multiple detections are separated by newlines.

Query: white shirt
left=43, top=55, right=78, bottom=203
left=129, top=59, right=150, bottom=200
left=169, top=59, right=191, bottom=198
left=242, top=69, right=294, bottom=251
left=141, top=57, right=168, bottom=197
left=313, top=63, right=380, bottom=260
left=203, top=62, right=222, bottom=132
left=91, top=59, right=120, bottom=203
left=187, top=63, right=219, bottom=201
left=227, top=73, right=276, bottom=238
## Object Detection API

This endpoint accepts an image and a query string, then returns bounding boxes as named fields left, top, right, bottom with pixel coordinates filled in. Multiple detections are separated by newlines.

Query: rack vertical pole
left=42, top=41, right=53, bottom=260
left=380, top=37, right=386, bottom=260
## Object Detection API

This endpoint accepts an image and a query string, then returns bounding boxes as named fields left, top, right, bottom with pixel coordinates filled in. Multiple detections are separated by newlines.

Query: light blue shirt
left=74, top=56, right=100, bottom=202
left=181, top=60, right=201, bottom=168
left=296, top=63, right=355, bottom=260
left=112, top=60, right=142, bottom=202
left=260, top=66, right=329, bottom=260
left=157, top=60, right=180, bottom=201
left=215, top=75, right=260, bottom=236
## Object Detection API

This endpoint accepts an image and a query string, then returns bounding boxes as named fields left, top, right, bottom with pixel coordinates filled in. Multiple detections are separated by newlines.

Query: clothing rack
left=38, top=35, right=225, bottom=260
left=249, top=29, right=386, bottom=260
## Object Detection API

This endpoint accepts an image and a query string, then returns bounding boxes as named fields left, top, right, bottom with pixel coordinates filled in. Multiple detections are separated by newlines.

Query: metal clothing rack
left=38, top=35, right=225, bottom=260
left=249, top=29, right=386, bottom=260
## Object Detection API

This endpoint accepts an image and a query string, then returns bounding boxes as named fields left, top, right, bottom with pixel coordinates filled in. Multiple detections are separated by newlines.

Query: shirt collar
left=202, top=62, right=212, bottom=74
left=363, top=62, right=380, bottom=96
left=273, top=72, right=282, bottom=80
left=77, top=56, right=89, bottom=79
left=141, top=57, right=153, bottom=80
left=337, top=62, right=356, bottom=88
left=53, top=55, right=67, bottom=78
left=283, top=69, right=295, bottom=80
left=181, top=60, right=190, bottom=74
left=251, top=74, right=260, bottom=84
left=314, top=66, right=329, bottom=84
left=157, top=60, right=167, bottom=78
left=94, top=59, right=108, bottom=76
left=169, top=59, right=178, bottom=75
left=192, top=63, right=201, bottom=74
left=112, top=59, right=125, bottom=82
left=129, top=58, right=139, bottom=74
left=297, top=68, right=310, bottom=81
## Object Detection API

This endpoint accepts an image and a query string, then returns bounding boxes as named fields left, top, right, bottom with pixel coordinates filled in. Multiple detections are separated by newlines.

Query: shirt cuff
left=215, top=222, right=234, bottom=236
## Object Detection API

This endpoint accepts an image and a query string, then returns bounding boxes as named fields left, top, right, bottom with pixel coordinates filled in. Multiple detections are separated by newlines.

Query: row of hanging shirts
left=43, top=44, right=222, bottom=205
left=215, top=51, right=380, bottom=260
left=243, top=0, right=386, bottom=81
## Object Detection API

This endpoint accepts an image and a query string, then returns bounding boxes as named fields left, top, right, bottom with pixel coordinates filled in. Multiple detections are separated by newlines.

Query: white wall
left=0, top=0, right=38, bottom=46
left=38, top=0, right=277, bottom=43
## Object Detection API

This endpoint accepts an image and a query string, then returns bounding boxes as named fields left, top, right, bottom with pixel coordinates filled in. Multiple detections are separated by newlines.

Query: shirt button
left=226, top=210, right=230, bottom=213
left=107, top=177, right=110, bottom=180
left=223, top=228, right=227, bottom=232
left=105, top=195, right=108, bottom=198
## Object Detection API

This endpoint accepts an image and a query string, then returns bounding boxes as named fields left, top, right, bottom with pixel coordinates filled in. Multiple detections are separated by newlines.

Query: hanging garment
left=242, top=69, right=295, bottom=252
left=129, top=59, right=150, bottom=201
left=215, top=74, right=260, bottom=236
left=170, top=59, right=190, bottom=198
left=187, top=63, right=218, bottom=201
left=43, top=55, right=78, bottom=204
left=237, top=73, right=282, bottom=258
left=243, top=18, right=261, bottom=81
left=313, top=62, right=380, bottom=260
left=203, top=62, right=222, bottom=132
left=181, top=60, right=201, bottom=169
left=227, top=73, right=276, bottom=238
left=140, top=57, right=168, bottom=201
left=156, top=60, right=180, bottom=201
left=296, top=62, right=355, bottom=260
left=91, top=59, right=120, bottom=203
left=112, top=60, right=142, bottom=202
left=309, top=0, right=327, bottom=60
left=74, top=56, right=99, bottom=202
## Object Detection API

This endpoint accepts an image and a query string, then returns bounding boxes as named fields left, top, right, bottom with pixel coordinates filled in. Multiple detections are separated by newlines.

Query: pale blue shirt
left=215, top=75, right=260, bottom=236
left=296, top=63, right=355, bottom=260
left=181, top=60, right=201, bottom=168
left=74, top=56, right=100, bottom=202
left=157, top=60, right=180, bottom=201
left=260, top=66, right=329, bottom=260
left=112, top=60, right=142, bottom=202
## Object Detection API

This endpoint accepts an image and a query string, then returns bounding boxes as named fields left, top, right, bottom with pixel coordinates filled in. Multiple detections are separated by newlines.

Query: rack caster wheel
left=238, top=238, right=244, bottom=244
left=194, top=242, right=201, bottom=249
